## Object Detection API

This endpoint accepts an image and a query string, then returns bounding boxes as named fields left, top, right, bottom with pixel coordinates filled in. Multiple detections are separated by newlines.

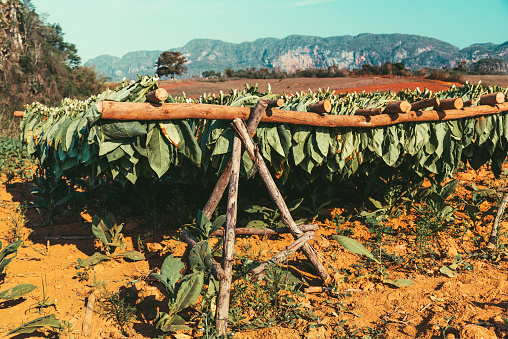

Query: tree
left=156, top=51, right=187, bottom=79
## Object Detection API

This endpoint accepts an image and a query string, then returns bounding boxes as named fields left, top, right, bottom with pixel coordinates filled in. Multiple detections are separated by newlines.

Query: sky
left=31, top=0, right=508, bottom=64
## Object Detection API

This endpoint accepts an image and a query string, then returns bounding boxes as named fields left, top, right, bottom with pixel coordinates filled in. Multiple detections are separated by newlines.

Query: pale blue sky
left=31, top=0, right=508, bottom=64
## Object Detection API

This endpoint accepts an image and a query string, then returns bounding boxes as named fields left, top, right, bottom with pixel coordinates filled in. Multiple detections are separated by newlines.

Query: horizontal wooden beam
left=14, top=98, right=508, bottom=129
left=95, top=100, right=508, bottom=128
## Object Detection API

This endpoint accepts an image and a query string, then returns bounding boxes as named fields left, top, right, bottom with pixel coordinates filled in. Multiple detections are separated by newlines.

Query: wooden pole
left=267, top=98, right=285, bottom=108
left=383, top=101, right=411, bottom=114
left=308, top=100, right=332, bottom=114
left=97, top=101, right=508, bottom=128
left=250, top=231, right=315, bottom=281
left=232, top=118, right=329, bottom=282
left=487, top=192, right=508, bottom=249
left=82, top=292, right=96, bottom=336
left=202, top=99, right=268, bottom=219
left=355, top=108, right=382, bottom=116
left=480, top=92, right=505, bottom=105
left=210, top=224, right=319, bottom=237
left=215, top=130, right=242, bottom=336
left=146, top=88, right=168, bottom=103
left=410, top=97, right=440, bottom=111
left=180, top=229, right=225, bottom=280
left=463, top=99, right=475, bottom=107
left=438, top=98, right=463, bottom=110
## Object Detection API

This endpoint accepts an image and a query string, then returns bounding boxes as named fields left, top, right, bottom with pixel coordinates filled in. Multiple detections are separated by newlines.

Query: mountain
left=84, top=34, right=508, bottom=81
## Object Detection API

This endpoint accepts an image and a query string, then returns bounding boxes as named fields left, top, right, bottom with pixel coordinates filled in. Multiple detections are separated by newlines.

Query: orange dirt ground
left=2, top=80, right=508, bottom=339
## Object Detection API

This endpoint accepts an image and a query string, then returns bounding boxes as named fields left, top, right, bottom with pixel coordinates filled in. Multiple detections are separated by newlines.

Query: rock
left=460, top=324, right=497, bottom=339
left=305, top=326, right=327, bottom=339
left=446, top=333, right=455, bottom=339
left=362, top=281, right=375, bottom=292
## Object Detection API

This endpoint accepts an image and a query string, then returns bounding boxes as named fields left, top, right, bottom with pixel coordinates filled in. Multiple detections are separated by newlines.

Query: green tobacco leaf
left=368, top=197, right=383, bottom=210
left=160, top=122, right=181, bottom=146
left=0, top=239, right=21, bottom=274
left=174, top=271, right=204, bottom=312
left=0, top=283, right=37, bottom=300
left=189, top=241, right=212, bottom=272
left=176, top=121, right=202, bottom=165
left=211, top=215, right=226, bottom=234
left=101, top=121, right=147, bottom=139
left=440, top=266, right=458, bottom=278
left=116, top=251, right=145, bottom=261
left=147, top=125, right=171, bottom=178
left=75, top=252, right=110, bottom=269
left=7, top=314, right=61, bottom=335
left=91, top=215, right=110, bottom=245
left=440, top=179, right=458, bottom=200
left=246, top=220, right=269, bottom=228
left=333, top=235, right=380, bottom=264
left=315, top=127, right=330, bottom=157
left=157, top=255, right=185, bottom=294
left=161, top=315, right=191, bottom=332
left=266, top=126, right=285, bottom=157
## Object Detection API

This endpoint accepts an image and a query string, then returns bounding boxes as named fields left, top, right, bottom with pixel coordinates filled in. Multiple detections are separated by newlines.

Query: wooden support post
left=480, top=92, right=505, bottom=105
left=438, top=98, right=463, bottom=110
left=180, top=229, right=225, bottom=280
left=384, top=101, right=411, bottom=114
left=232, top=118, right=329, bottom=282
left=308, top=100, right=331, bottom=114
left=146, top=88, right=169, bottom=103
left=215, top=130, right=242, bottom=336
left=410, top=97, right=440, bottom=111
left=487, top=192, right=508, bottom=249
left=210, top=224, right=319, bottom=237
left=250, top=231, right=315, bottom=281
left=354, top=107, right=382, bottom=116
left=202, top=99, right=268, bottom=219
left=82, top=292, right=96, bottom=336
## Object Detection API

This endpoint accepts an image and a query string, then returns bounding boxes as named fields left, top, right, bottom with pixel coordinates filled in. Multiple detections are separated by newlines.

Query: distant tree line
left=1, top=0, right=107, bottom=136
left=200, top=58, right=508, bottom=82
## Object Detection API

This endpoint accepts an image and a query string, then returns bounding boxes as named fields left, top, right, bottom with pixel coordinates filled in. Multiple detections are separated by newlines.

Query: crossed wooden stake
left=180, top=98, right=329, bottom=336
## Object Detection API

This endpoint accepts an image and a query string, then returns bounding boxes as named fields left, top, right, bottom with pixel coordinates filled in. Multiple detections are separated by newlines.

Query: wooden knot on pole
left=438, top=98, right=463, bottom=110
left=480, top=92, right=505, bottom=105
left=308, top=100, right=331, bottom=114
left=463, top=99, right=476, bottom=107
left=146, top=88, right=169, bottom=103
left=384, top=101, right=411, bottom=114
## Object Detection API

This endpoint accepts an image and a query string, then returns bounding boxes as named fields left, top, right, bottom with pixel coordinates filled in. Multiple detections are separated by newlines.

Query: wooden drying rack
left=14, top=88, right=508, bottom=336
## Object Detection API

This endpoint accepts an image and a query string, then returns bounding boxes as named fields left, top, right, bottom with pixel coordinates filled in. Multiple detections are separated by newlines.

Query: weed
left=98, top=288, right=137, bottom=337
left=229, top=263, right=315, bottom=331
left=26, top=276, right=56, bottom=315
left=5, top=204, right=27, bottom=243
left=434, top=315, right=455, bottom=338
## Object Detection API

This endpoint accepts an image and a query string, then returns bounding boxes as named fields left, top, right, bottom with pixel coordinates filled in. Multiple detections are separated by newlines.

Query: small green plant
left=152, top=254, right=204, bottom=333
left=7, top=314, right=73, bottom=337
left=243, top=198, right=303, bottom=228
left=26, top=276, right=56, bottom=315
left=189, top=210, right=226, bottom=241
left=229, top=263, right=314, bottom=331
left=98, top=288, right=137, bottom=336
left=333, top=235, right=413, bottom=288
left=434, top=315, right=455, bottom=338
left=75, top=213, right=145, bottom=270
left=0, top=240, right=37, bottom=302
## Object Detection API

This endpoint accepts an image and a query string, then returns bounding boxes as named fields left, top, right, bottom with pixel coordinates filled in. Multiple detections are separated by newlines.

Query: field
left=2, top=77, right=508, bottom=339
left=158, top=76, right=464, bottom=99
